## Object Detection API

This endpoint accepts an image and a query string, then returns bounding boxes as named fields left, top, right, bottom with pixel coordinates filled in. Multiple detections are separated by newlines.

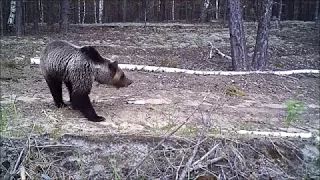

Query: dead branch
left=190, top=156, right=224, bottom=172
left=192, top=143, right=221, bottom=167
left=10, top=122, right=37, bottom=180
left=126, top=95, right=208, bottom=178
left=175, top=153, right=186, bottom=180
left=268, top=137, right=294, bottom=166
left=220, top=166, right=227, bottom=180
left=19, top=166, right=26, bottom=180
left=178, top=131, right=204, bottom=180
left=207, top=41, right=232, bottom=60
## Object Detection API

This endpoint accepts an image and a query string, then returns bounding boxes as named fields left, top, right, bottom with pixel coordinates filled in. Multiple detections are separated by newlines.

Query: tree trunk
left=40, top=0, right=44, bottom=23
left=278, top=0, right=282, bottom=21
left=81, top=0, right=85, bottom=23
left=315, top=0, right=319, bottom=25
left=172, top=0, right=175, bottom=21
left=0, top=0, right=3, bottom=36
left=143, top=0, right=147, bottom=25
left=227, top=0, right=248, bottom=71
left=200, top=0, right=208, bottom=22
left=293, top=0, right=300, bottom=20
left=252, top=0, right=273, bottom=70
left=7, top=0, right=16, bottom=27
left=185, top=0, right=188, bottom=22
left=215, top=0, right=219, bottom=19
left=160, top=0, right=166, bottom=21
left=99, top=0, right=103, bottom=23
left=93, top=0, right=97, bottom=23
left=60, top=0, right=69, bottom=34
left=103, top=0, right=108, bottom=23
left=15, top=0, right=23, bottom=36
left=72, top=0, right=79, bottom=24
left=123, top=0, right=127, bottom=22
left=84, top=0, right=94, bottom=23
left=33, top=0, right=39, bottom=31
left=45, top=0, right=55, bottom=30
left=277, top=0, right=282, bottom=29
left=223, top=0, right=227, bottom=27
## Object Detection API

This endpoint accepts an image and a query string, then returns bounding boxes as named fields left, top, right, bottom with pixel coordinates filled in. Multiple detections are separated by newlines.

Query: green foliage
left=34, top=124, right=45, bottom=135
left=77, top=151, right=84, bottom=179
left=179, top=126, right=199, bottom=135
left=50, top=128, right=62, bottom=140
left=226, top=86, right=245, bottom=97
left=160, top=58, right=178, bottom=68
left=208, top=127, right=220, bottom=134
left=160, top=122, right=176, bottom=131
left=285, top=100, right=306, bottom=125
left=109, top=158, right=121, bottom=180
left=0, top=100, right=18, bottom=136
left=1, top=61, right=18, bottom=69
left=274, top=63, right=284, bottom=68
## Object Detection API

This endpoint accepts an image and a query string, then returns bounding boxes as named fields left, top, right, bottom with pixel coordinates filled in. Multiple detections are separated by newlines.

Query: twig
left=268, top=137, right=293, bottom=166
left=175, top=153, right=186, bottom=180
left=19, top=166, right=26, bottom=180
left=125, top=95, right=207, bottom=178
left=10, top=148, right=25, bottom=178
left=230, top=145, right=246, bottom=168
left=281, top=82, right=292, bottom=92
left=207, top=41, right=232, bottom=60
left=190, top=156, right=224, bottom=172
left=178, top=130, right=204, bottom=180
left=220, top=166, right=226, bottom=180
left=192, top=143, right=220, bottom=167
left=10, top=121, right=37, bottom=179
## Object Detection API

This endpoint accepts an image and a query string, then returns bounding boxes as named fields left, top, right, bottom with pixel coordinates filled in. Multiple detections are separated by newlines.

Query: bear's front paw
left=89, top=116, right=105, bottom=122
left=56, top=102, right=67, bottom=108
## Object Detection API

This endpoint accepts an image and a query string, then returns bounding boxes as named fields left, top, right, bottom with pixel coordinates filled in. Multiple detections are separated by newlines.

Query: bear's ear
left=108, top=61, right=118, bottom=72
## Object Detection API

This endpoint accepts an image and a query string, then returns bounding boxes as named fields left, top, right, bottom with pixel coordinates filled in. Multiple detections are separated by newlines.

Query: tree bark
left=84, top=0, right=94, bottom=23
left=60, top=0, right=69, bottom=34
left=123, top=0, right=127, bottom=22
left=172, top=0, right=175, bottom=21
left=81, top=0, right=85, bottom=23
left=33, top=0, right=39, bottom=31
left=72, top=0, right=79, bottom=24
left=227, top=0, right=248, bottom=71
left=293, top=0, right=300, bottom=20
left=315, top=0, right=319, bottom=24
left=40, top=0, right=44, bottom=23
left=278, top=0, right=282, bottom=21
left=143, top=0, right=147, bottom=25
left=102, top=0, right=108, bottom=23
left=252, top=0, right=273, bottom=70
left=15, top=0, right=23, bottom=36
left=215, top=0, right=219, bottom=19
left=160, top=0, right=166, bottom=21
left=7, top=0, right=16, bottom=29
left=200, top=0, right=208, bottom=22
left=0, top=0, right=3, bottom=36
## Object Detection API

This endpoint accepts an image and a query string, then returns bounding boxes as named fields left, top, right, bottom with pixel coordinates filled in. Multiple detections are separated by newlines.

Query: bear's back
left=40, top=40, right=91, bottom=80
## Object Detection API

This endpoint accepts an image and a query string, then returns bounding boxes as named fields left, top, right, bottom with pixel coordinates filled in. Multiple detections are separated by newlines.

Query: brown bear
left=40, top=40, right=133, bottom=122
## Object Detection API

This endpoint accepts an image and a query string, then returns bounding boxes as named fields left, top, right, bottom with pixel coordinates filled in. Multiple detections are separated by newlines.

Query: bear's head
left=95, top=60, right=133, bottom=89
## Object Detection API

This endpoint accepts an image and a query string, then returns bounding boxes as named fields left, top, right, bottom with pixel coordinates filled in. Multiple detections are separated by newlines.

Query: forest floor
left=0, top=21, right=319, bottom=179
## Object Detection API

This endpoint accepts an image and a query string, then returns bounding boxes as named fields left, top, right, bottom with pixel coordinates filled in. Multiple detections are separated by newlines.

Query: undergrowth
left=284, top=100, right=306, bottom=125
left=0, top=99, right=18, bottom=136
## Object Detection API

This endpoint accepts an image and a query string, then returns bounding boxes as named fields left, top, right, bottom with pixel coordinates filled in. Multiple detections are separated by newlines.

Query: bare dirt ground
left=0, top=21, right=319, bottom=179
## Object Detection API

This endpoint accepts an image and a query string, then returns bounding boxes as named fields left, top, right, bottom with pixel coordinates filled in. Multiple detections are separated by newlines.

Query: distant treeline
left=0, top=0, right=318, bottom=31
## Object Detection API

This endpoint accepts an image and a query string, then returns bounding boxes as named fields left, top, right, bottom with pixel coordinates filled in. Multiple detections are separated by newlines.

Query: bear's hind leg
left=45, top=76, right=67, bottom=108
left=71, top=92, right=105, bottom=122
left=65, top=81, right=76, bottom=109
